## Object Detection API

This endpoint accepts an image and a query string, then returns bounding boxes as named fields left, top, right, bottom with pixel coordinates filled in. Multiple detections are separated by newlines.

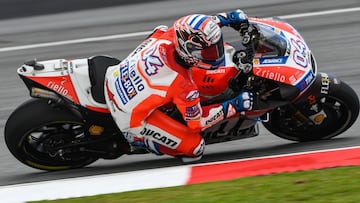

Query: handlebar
left=227, top=24, right=260, bottom=93
left=233, top=24, right=259, bottom=74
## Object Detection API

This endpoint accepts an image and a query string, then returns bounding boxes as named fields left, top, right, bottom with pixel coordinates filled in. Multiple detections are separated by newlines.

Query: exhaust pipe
left=31, top=87, right=61, bottom=101
left=30, top=87, right=83, bottom=119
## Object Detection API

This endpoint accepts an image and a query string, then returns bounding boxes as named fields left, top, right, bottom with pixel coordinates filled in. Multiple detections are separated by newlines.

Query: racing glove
left=221, top=91, right=253, bottom=118
left=215, top=9, right=249, bottom=31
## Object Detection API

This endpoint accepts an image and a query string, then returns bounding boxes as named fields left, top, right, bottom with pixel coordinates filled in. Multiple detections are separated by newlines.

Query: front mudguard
left=294, top=72, right=340, bottom=104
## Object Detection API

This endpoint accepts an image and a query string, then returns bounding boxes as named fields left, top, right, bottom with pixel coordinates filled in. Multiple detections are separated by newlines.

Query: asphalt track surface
left=0, top=0, right=360, bottom=186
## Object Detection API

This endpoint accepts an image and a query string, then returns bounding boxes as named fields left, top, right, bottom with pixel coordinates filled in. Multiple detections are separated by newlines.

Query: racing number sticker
left=291, top=38, right=308, bottom=68
left=142, top=45, right=164, bottom=76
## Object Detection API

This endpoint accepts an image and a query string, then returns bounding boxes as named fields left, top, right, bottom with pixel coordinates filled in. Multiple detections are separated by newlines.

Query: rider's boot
left=124, top=132, right=162, bottom=155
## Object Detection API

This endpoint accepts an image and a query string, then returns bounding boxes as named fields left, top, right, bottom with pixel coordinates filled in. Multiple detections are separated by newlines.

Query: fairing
left=17, top=59, right=109, bottom=113
left=193, top=18, right=316, bottom=99
left=250, top=17, right=316, bottom=93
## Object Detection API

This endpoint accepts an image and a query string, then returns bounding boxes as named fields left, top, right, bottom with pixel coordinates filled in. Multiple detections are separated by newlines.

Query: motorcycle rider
left=104, top=9, right=253, bottom=162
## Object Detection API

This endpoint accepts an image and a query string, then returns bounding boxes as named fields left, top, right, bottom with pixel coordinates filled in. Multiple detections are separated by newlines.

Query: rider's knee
left=145, top=109, right=205, bottom=157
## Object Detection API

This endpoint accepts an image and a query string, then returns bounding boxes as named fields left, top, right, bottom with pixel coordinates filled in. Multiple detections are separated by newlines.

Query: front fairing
left=249, top=18, right=317, bottom=94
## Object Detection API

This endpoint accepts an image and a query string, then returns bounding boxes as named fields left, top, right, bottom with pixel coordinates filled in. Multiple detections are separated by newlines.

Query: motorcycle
left=5, top=17, right=359, bottom=171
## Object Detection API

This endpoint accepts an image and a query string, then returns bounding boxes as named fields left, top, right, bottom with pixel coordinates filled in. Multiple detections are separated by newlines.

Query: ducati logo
left=140, top=128, right=180, bottom=149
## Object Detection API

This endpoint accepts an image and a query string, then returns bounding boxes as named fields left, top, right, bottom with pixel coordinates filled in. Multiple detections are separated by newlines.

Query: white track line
left=279, top=7, right=360, bottom=19
left=0, top=166, right=191, bottom=203
left=0, top=7, right=359, bottom=53
left=0, top=31, right=152, bottom=52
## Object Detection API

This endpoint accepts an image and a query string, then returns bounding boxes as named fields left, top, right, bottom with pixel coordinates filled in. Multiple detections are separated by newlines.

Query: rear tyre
left=263, top=81, right=359, bottom=142
left=5, top=98, right=98, bottom=171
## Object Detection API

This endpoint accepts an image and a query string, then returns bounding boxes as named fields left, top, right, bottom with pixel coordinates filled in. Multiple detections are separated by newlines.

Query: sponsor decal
left=309, top=110, right=327, bottom=125
left=115, top=61, right=145, bottom=105
left=186, top=90, right=199, bottom=101
left=296, top=71, right=315, bottom=92
left=30, top=75, right=79, bottom=103
left=254, top=66, right=306, bottom=86
left=259, top=57, right=288, bottom=65
left=255, top=68, right=286, bottom=83
left=305, top=72, right=314, bottom=85
left=185, top=104, right=201, bottom=120
left=47, top=80, right=69, bottom=96
left=307, top=95, right=317, bottom=105
left=128, top=62, right=145, bottom=91
left=204, top=106, right=224, bottom=126
left=289, top=75, right=297, bottom=84
left=320, top=72, right=330, bottom=94
left=115, top=78, right=131, bottom=105
left=113, top=70, right=119, bottom=77
left=140, top=128, right=180, bottom=149
left=159, top=46, right=168, bottom=64
left=206, top=69, right=225, bottom=74
left=88, top=125, right=104, bottom=136
left=262, top=58, right=283, bottom=64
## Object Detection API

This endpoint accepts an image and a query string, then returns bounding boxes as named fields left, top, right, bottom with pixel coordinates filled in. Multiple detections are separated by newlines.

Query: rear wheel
left=5, top=99, right=98, bottom=171
left=263, top=81, right=359, bottom=142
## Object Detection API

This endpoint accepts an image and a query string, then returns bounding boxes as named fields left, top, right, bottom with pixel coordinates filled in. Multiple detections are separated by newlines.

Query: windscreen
left=255, top=24, right=289, bottom=57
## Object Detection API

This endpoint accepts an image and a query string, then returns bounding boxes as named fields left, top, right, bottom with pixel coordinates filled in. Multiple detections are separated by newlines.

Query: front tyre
left=263, top=80, right=359, bottom=142
left=4, top=98, right=98, bottom=171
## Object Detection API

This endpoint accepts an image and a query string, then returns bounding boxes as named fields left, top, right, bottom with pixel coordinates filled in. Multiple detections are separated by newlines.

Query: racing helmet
left=173, top=14, right=225, bottom=70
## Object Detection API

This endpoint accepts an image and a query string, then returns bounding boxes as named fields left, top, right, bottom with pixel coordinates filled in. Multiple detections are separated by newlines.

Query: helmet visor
left=188, top=36, right=225, bottom=69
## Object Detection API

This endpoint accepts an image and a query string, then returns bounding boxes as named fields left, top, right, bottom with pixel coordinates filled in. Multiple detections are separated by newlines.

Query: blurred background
left=0, top=0, right=169, bottom=19
left=0, top=0, right=359, bottom=187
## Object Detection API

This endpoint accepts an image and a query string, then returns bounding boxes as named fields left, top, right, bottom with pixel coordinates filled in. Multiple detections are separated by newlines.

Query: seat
left=88, top=55, right=121, bottom=104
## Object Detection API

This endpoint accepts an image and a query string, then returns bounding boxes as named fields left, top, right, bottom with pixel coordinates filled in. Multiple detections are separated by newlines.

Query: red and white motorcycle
left=5, top=17, right=359, bottom=170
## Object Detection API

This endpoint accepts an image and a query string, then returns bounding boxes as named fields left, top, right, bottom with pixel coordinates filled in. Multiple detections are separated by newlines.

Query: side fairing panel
left=18, top=59, right=80, bottom=103
left=17, top=58, right=109, bottom=112
left=68, top=59, right=108, bottom=110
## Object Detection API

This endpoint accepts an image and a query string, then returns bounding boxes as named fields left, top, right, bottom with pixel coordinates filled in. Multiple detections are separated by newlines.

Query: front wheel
left=4, top=98, right=98, bottom=171
left=263, top=80, right=359, bottom=142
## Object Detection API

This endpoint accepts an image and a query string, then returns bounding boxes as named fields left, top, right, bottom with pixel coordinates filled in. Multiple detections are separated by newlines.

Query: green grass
left=30, top=166, right=360, bottom=203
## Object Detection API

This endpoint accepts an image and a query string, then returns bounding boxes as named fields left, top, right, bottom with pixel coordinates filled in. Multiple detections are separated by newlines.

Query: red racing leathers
left=104, top=26, right=230, bottom=157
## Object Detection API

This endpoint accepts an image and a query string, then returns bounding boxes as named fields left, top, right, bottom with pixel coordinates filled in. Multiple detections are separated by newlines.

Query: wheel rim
left=270, top=95, right=352, bottom=140
left=19, top=121, right=95, bottom=169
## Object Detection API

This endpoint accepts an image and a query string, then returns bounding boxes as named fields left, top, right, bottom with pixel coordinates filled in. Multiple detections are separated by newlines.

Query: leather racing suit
left=104, top=10, right=251, bottom=159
